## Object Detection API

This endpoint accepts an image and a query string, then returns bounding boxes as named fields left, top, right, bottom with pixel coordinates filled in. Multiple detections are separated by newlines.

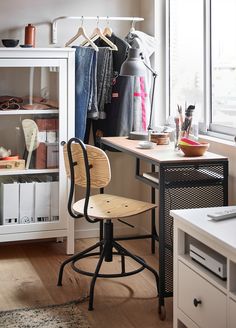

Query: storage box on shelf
left=0, top=48, right=75, bottom=254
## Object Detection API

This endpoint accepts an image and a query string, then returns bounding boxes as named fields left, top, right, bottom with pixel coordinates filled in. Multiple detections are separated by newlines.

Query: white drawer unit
left=171, top=206, right=236, bottom=328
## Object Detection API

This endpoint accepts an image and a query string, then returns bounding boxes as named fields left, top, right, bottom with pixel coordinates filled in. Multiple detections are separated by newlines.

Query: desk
left=101, top=136, right=228, bottom=319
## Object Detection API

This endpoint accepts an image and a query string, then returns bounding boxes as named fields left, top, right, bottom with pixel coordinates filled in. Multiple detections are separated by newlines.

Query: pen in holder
left=181, top=105, right=195, bottom=137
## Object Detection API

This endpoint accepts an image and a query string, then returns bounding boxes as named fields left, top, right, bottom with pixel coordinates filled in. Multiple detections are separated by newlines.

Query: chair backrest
left=63, top=141, right=111, bottom=189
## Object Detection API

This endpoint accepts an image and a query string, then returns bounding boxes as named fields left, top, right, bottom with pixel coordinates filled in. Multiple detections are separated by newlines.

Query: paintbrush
left=181, top=105, right=195, bottom=136
left=177, top=104, right=183, bottom=127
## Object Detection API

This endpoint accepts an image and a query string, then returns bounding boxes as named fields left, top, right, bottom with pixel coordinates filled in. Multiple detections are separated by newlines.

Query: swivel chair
left=57, top=137, right=159, bottom=311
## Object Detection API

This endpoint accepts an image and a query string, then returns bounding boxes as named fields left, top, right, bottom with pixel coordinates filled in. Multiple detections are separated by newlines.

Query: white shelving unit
left=171, top=206, right=236, bottom=328
left=0, top=48, right=75, bottom=254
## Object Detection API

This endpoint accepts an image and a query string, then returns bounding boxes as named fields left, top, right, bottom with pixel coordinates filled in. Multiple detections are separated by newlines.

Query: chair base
left=57, top=220, right=159, bottom=311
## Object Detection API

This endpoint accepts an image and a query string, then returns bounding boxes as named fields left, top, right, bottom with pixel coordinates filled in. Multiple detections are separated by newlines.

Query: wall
left=201, top=136, right=236, bottom=206
left=0, top=0, right=143, bottom=47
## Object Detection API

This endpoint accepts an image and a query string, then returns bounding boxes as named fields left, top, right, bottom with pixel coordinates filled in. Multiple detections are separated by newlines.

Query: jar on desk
left=150, top=132, right=170, bottom=145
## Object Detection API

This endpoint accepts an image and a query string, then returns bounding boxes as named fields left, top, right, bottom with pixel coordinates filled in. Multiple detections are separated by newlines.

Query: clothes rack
left=51, top=16, right=144, bottom=44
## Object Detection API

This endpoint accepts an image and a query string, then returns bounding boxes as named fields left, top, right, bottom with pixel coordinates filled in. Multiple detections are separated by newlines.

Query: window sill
left=199, top=134, right=236, bottom=148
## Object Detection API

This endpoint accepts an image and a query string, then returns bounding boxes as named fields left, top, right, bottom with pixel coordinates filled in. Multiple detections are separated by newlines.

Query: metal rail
left=51, top=16, right=144, bottom=44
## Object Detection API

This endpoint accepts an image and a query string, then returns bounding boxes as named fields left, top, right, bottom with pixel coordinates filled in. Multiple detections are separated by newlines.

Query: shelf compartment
left=136, top=174, right=159, bottom=188
left=178, top=254, right=227, bottom=292
left=164, top=164, right=224, bottom=188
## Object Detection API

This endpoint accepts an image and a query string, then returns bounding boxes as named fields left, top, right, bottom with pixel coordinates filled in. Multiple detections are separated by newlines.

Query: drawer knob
left=193, top=298, right=202, bottom=307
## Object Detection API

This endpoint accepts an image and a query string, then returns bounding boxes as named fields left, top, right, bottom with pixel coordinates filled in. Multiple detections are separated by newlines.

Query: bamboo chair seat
left=73, top=193, right=157, bottom=220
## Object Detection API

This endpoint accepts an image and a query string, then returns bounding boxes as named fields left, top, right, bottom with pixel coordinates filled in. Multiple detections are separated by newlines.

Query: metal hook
left=130, top=18, right=136, bottom=33
left=131, top=19, right=135, bottom=29
left=96, top=16, right=100, bottom=27
left=81, top=16, right=84, bottom=26
left=106, top=16, right=110, bottom=26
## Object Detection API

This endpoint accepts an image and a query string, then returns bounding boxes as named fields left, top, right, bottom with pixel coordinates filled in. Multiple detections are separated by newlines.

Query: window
left=169, top=0, right=204, bottom=122
left=168, top=0, right=236, bottom=139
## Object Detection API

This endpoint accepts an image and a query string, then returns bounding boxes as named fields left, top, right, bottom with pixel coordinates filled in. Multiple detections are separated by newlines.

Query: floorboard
left=0, top=238, right=173, bottom=328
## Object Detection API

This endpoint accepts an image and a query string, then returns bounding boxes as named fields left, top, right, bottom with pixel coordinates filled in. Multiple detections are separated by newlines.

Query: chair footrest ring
left=71, top=251, right=146, bottom=278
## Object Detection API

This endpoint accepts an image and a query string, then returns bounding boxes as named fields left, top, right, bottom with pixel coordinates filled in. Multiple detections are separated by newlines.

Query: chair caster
left=158, top=304, right=166, bottom=321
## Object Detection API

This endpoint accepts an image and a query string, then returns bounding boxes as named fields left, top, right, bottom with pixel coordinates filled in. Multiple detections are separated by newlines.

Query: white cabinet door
left=178, top=261, right=227, bottom=328
left=0, top=50, right=75, bottom=253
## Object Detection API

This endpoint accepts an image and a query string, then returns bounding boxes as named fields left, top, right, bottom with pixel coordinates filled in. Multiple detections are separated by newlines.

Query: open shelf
left=0, top=168, right=59, bottom=176
left=0, top=109, right=59, bottom=115
left=178, top=254, right=227, bottom=292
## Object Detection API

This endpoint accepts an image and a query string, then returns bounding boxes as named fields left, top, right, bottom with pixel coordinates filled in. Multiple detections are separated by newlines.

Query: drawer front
left=178, top=261, right=227, bottom=328
left=229, top=299, right=236, bottom=328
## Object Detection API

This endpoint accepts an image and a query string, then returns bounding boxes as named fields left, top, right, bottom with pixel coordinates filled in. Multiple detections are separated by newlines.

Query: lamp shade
left=120, top=48, right=145, bottom=76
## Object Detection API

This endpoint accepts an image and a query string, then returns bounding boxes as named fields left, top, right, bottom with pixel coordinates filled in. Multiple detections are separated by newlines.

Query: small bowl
left=179, top=142, right=209, bottom=157
left=2, top=39, right=19, bottom=47
left=138, top=141, right=154, bottom=149
left=20, top=44, right=33, bottom=48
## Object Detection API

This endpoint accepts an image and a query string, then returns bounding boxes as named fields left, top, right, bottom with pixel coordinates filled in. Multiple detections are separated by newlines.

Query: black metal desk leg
left=151, top=187, right=156, bottom=254
left=158, top=165, right=166, bottom=320
left=223, top=161, right=228, bottom=205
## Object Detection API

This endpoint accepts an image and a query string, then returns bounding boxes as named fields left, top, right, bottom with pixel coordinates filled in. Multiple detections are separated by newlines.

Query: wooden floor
left=0, top=238, right=173, bottom=328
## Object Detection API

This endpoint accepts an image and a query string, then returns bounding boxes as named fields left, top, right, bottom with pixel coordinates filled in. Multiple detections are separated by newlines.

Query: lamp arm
left=139, top=53, right=158, bottom=131
left=142, top=60, right=158, bottom=78
left=140, top=53, right=158, bottom=77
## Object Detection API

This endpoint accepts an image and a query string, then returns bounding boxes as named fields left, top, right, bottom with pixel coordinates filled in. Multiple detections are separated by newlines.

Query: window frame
left=167, top=0, right=236, bottom=141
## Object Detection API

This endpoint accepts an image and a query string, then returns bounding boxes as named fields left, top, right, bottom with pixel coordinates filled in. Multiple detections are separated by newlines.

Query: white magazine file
left=50, top=181, right=59, bottom=221
left=19, top=177, right=35, bottom=224
left=0, top=177, right=19, bottom=225
left=35, top=179, right=51, bottom=222
left=0, top=175, right=59, bottom=225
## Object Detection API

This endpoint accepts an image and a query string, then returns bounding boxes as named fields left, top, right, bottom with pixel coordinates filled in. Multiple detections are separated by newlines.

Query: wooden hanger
left=65, top=21, right=99, bottom=51
left=103, top=17, right=112, bottom=37
left=89, top=27, right=117, bottom=50
left=81, top=17, right=117, bottom=51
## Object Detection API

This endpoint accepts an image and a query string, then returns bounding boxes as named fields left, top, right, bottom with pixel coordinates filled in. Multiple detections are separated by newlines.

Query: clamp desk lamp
left=120, top=48, right=157, bottom=140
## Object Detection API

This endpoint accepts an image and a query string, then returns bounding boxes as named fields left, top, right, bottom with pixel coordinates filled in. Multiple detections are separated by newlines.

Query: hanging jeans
left=74, top=46, right=97, bottom=140
left=96, top=47, right=113, bottom=119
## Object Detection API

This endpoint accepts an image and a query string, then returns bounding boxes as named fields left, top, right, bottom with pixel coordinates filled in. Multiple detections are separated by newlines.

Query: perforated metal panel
left=160, top=162, right=227, bottom=297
